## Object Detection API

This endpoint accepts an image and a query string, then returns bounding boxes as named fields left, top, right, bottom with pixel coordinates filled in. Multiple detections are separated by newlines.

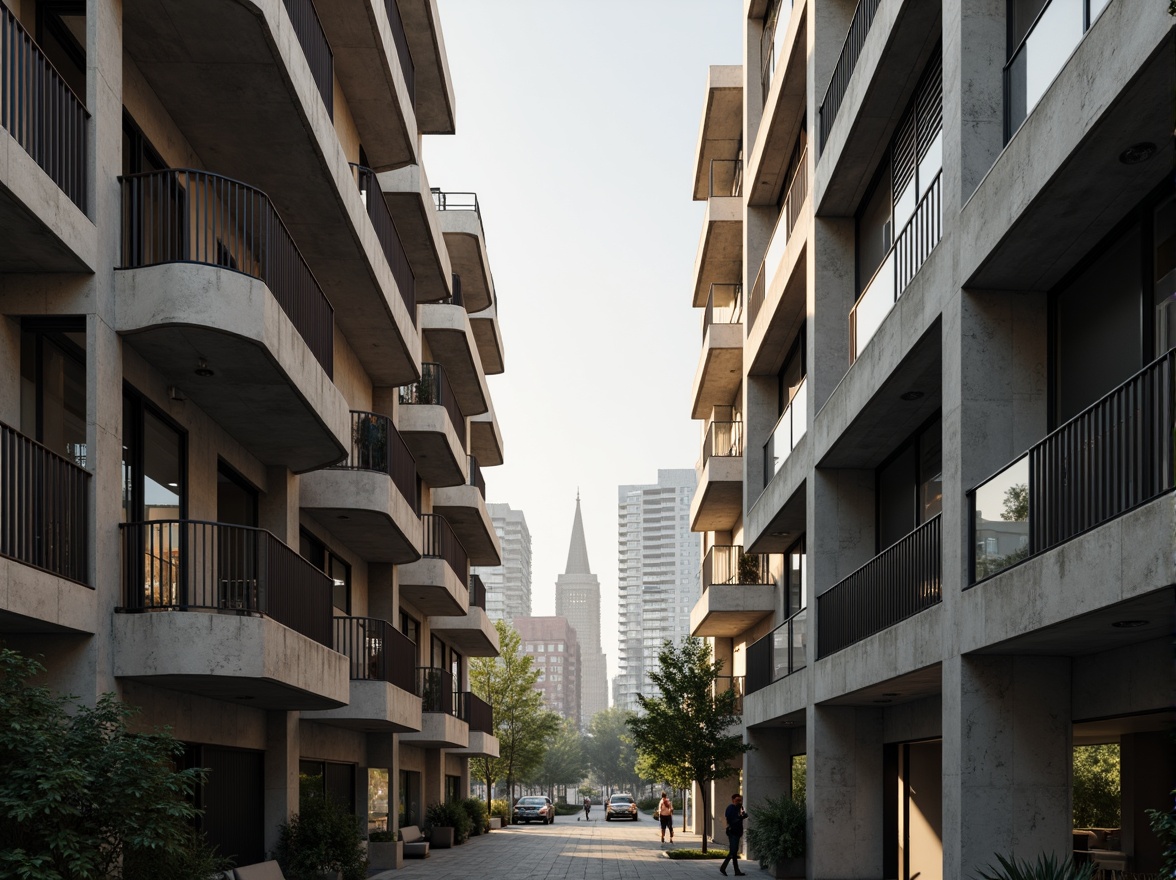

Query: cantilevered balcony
left=691, top=283, right=744, bottom=419
left=396, top=0, right=456, bottom=134
left=0, top=4, right=92, bottom=272
left=115, top=169, right=348, bottom=473
left=420, top=291, right=490, bottom=417
left=746, top=609, right=807, bottom=694
left=747, top=154, right=808, bottom=338
left=398, top=513, right=468, bottom=616
left=353, top=164, right=417, bottom=326
left=450, top=691, right=498, bottom=757
left=691, top=65, right=743, bottom=201
left=469, top=294, right=505, bottom=375
left=816, top=0, right=881, bottom=154
left=691, top=420, right=744, bottom=532
left=301, top=411, right=421, bottom=563
left=429, top=574, right=499, bottom=657
left=689, top=545, right=777, bottom=637
left=691, top=162, right=744, bottom=307
left=303, top=616, right=423, bottom=732
left=433, top=191, right=494, bottom=312
left=763, top=377, right=807, bottom=489
left=378, top=164, right=452, bottom=301
left=0, top=423, right=93, bottom=633
left=817, top=514, right=941, bottom=657
left=431, top=456, right=501, bottom=566
left=401, top=667, right=468, bottom=748
left=470, top=396, right=504, bottom=467
left=114, top=519, right=348, bottom=709
left=398, top=362, right=466, bottom=486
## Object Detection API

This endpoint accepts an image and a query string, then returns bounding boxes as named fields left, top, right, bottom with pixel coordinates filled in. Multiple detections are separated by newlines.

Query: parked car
left=513, top=796, right=555, bottom=824
left=605, top=793, right=638, bottom=821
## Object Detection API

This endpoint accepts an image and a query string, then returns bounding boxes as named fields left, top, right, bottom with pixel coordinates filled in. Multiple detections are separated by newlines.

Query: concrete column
left=809, top=217, right=855, bottom=412
left=259, top=466, right=299, bottom=544
left=809, top=705, right=884, bottom=878
left=745, top=727, right=799, bottom=862
left=423, top=748, right=443, bottom=809
left=942, top=655, right=1072, bottom=880
left=745, top=372, right=776, bottom=498
left=944, top=0, right=1006, bottom=204
left=265, top=710, right=300, bottom=855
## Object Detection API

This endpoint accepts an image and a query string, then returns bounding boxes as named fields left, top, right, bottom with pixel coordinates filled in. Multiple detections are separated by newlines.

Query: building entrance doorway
left=886, top=739, right=943, bottom=880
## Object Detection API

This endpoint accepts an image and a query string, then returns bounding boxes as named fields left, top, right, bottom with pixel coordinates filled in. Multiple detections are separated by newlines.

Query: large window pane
left=1155, top=195, right=1176, bottom=354
left=143, top=410, right=182, bottom=521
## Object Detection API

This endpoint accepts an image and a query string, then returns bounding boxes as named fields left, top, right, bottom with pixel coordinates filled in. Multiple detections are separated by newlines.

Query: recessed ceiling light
left=770, top=530, right=791, bottom=537
left=900, top=391, right=924, bottom=401
left=194, top=359, right=214, bottom=377
left=1111, top=619, right=1149, bottom=628
left=1118, top=142, right=1156, bottom=165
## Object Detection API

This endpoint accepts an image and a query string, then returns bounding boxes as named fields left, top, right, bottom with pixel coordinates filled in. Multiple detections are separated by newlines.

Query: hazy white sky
left=424, top=0, right=742, bottom=684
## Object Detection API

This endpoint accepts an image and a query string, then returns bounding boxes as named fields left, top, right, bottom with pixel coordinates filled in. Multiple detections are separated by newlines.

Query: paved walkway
left=370, top=815, right=751, bottom=880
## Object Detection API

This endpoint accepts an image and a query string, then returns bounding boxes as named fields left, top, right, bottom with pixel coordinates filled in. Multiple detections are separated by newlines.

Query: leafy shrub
left=665, top=849, right=732, bottom=859
left=746, top=794, right=805, bottom=869
left=1073, top=744, right=1121, bottom=828
left=974, top=853, right=1095, bottom=880
left=490, top=798, right=511, bottom=820
left=425, top=801, right=472, bottom=844
left=1145, top=790, right=1176, bottom=880
left=274, top=794, right=368, bottom=880
left=0, top=648, right=231, bottom=880
left=462, top=797, right=489, bottom=835
left=367, top=829, right=396, bottom=843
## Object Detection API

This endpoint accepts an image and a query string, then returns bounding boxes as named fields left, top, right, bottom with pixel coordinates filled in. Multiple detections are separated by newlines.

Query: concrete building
left=513, top=616, right=581, bottom=724
left=473, top=502, right=532, bottom=621
left=613, top=468, right=699, bottom=713
left=0, top=0, right=505, bottom=867
left=555, top=494, right=609, bottom=726
left=686, top=1, right=1175, bottom=877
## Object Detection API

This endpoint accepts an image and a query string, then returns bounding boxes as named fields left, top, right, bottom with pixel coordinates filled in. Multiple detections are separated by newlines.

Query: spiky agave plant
left=975, top=853, right=1096, bottom=880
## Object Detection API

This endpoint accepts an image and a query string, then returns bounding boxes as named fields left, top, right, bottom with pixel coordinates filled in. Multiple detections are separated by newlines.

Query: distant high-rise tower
left=613, top=469, right=699, bottom=713
left=555, top=494, right=608, bottom=726
left=473, top=503, right=532, bottom=621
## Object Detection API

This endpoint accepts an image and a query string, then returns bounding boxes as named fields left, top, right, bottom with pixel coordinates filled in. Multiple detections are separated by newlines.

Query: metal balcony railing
left=444, top=273, right=464, bottom=307
left=746, top=607, right=807, bottom=694
left=817, top=0, right=882, bottom=153
left=420, top=513, right=468, bottom=580
left=282, top=0, right=333, bottom=117
left=0, top=422, right=89, bottom=584
left=398, top=362, right=466, bottom=449
left=335, top=411, right=418, bottom=512
left=353, top=163, right=416, bottom=324
left=118, top=520, right=334, bottom=647
left=416, top=666, right=456, bottom=714
left=817, top=514, right=941, bottom=657
left=701, top=545, right=774, bottom=592
left=383, top=0, right=414, bottom=106
left=759, top=0, right=794, bottom=101
left=118, top=168, right=335, bottom=378
left=468, top=573, right=486, bottom=610
left=703, top=283, right=743, bottom=341
left=334, top=615, right=416, bottom=693
left=970, top=349, right=1175, bottom=583
left=702, top=421, right=744, bottom=466
left=0, top=4, right=88, bottom=210
left=467, top=454, right=485, bottom=498
left=709, top=159, right=743, bottom=198
left=458, top=691, right=493, bottom=732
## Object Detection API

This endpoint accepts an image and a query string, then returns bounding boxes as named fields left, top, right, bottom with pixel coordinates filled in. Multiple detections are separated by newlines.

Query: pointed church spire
left=564, top=493, right=592, bottom=575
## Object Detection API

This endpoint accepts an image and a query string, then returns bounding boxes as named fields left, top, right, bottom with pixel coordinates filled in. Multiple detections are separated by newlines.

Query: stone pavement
left=370, top=815, right=752, bottom=880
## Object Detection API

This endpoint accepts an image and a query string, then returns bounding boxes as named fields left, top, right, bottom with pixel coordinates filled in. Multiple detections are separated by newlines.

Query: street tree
left=531, top=717, right=587, bottom=802
left=585, top=706, right=640, bottom=795
left=636, top=750, right=693, bottom=831
left=628, top=637, right=752, bottom=852
left=469, top=619, right=560, bottom=823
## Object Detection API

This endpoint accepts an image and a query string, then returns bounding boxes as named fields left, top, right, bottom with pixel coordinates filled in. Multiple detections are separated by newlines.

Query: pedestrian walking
left=658, top=792, right=675, bottom=844
left=583, top=795, right=592, bottom=821
left=719, top=793, right=747, bottom=876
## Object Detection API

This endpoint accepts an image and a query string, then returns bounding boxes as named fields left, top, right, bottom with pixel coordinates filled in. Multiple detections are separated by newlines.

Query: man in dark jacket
left=719, top=793, right=747, bottom=876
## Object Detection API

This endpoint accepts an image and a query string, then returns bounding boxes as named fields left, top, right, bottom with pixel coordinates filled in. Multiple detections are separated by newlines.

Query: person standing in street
left=658, top=792, right=675, bottom=844
left=583, top=795, right=592, bottom=821
left=719, top=793, right=747, bottom=876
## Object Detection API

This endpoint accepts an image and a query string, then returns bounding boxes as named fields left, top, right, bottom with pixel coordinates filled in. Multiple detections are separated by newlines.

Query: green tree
left=636, top=749, right=693, bottom=831
left=1072, top=744, right=1120, bottom=828
left=1002, top=483, right=1029, bottom=521
left=627, top=638, right=753, bottom=852
left=586, top=707, right=640, bottom=794
left=0, top=647, right=230, bottom=879
left=469, top=620, right=560, bottom=823
left=531, top=718, right=587, bottom=801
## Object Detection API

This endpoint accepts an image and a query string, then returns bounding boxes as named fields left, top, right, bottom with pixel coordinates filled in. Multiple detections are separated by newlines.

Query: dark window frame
left=873, top=411, right=942, bottom=554
left=122, top=384, right=188, bottom=523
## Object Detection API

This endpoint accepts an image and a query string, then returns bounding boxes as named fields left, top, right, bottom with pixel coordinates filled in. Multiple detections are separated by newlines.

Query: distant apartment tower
left=514, top=616, right=581, bottom=723
left=474, top=503, right=533, bottom=621
left=555, top=494, right=609, bottom=726
left=613, top=469, right=699, bottom=713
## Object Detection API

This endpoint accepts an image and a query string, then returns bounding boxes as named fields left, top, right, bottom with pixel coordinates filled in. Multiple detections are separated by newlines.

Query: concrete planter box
left=430, top=826, right=454, bottom=848
left=368, top=840, right=402, bottom=870
left=774, top=857, right=805, bottom=878
left=489, top=817, right=502, bottom=829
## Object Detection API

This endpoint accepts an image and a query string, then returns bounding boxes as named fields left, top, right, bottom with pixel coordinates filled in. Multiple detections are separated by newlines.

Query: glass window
left=20, top=324, right=87, bottom=466
left=216, top=462, right=258, bottom=527
left=122, top=389, right=185, bottom=524
left=1154, top=194, right=1175, bottom=354
left=786, top=538, right=806, bottom=617
left=400, top=611, right=419, bottom=645
left=299, top=529, right=350, bottom=614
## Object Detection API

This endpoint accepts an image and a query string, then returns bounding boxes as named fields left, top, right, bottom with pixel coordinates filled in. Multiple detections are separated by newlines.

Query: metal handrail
left=334, top=411, right=418, bottom=512
left=468, top=573, right=486, bottom=610
left=420, top=513, right=468, bottom=580
left=416, top=666, right=456, bottom=714
left=383, top=0, right=415, bottom=106
left=468, top=454, right=485, bottom=498
left=334, top=615, right=416, bottom=693
left=703, top=283, right=744, bottom=341
left=352, top=163, right=416, bottom=324
left=461, top=691, right=493, bottom=733
left=816, top=0, right=882, bottom=153
left=709, top=159, right=743, bottom=198
left=398, top=363, right=466, bottom=450
left=701, top=545, right=774, bottom=592
left=0, top=5, right=88, bottom=210
left=118, top=167, right=335, bottom=377
left=282, top=0, right=333, bottom=117
left=750, top=149, right=808, bottom=333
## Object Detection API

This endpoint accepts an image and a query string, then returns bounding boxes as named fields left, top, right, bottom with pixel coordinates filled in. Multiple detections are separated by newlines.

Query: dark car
left=605, top=793, right=638, bottom=821
left=513, top=796, right=555, bottom=825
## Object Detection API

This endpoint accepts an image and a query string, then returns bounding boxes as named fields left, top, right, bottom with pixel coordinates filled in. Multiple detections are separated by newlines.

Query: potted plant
left=366, top=829, right=400, bottom=870
left=273, top=794, right=369, bottom=880
left=746, top=794, right=805, bottom=879
left=425, top=801, right=471, bottom=848
left=738, top=552, right=762, bottom=585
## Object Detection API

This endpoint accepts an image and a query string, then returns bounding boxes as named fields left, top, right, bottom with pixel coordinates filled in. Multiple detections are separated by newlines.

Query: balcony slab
left=690, top=583, right=776, bottom=638
left=300, top=468, right=421, bottom=563
left=438, top=210, right=493, bottom=312
left=746, top=0, right=806, bottom=207
left=397, top=404, right=465, bottom=487
left=420, top=303, right=489, bottom=416
left=398, top=557, right=467, bottom=617
left=113, top=610, right=349, bottom=710
left=692, top=65, right=743, bottom=200
left=397, top=0, right=456, bottom=135
left=400, top=710, right=468, bottom=749
left=431, top=484, right=501, bottom=566
left=115, top=264, right=349, bottom=473
left=690, top=455, right=744, bottom=532
left=744, top=670, right=808, bottom=729
left=429, top=605, right=499, bottom=657
left=691, top=322, right=744, bottom=419
left=691, top=196, right=743, bottom=307
left=470, top=403, right=504, bottom=467
left=302, top=678, right=422, bottom=733
left=0, top=556, right=95, bottom=634
left=378, top=164, right=452, bottom=302
left=469, top=300, right=504, bottom=375
left=450, top=730, right=500, bottom=759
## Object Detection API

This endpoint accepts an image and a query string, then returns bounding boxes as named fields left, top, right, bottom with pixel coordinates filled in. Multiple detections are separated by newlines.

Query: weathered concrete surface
left=438, top=210, right=494, bottom=312
left=689, top=582, right=775, bottom=638
left=396, top=0, right=456, bottom=135
left=398, top=556, right=467, bottom=617
left=690, top=321, right=743, bottom=419
left=397, top=402, right=466, bottom=487
left=304, top=678, right=423, bottom=733
left=429, top=604, right=500, bottom=657
left=0, top=556, right=96, bottom=634
left=300, top=467, right=422, bottom=563
left=691, top=196, right=743, bottom=307
left=690, top=453, right=743, bottom=532
left=420, top=302, right=490, bottom=416
left=400, top=709, right=468, bottom=749
left=692, top=65, right=744, bottom=201
left=379, top=163, right=452, bottom=301
left=431, top=483, right=502, bottom=566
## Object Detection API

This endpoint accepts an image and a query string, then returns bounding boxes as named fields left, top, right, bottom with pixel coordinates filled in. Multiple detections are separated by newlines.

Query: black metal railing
left=443, top=273, right=464, bottom=307
left=467, top=454, right=485, bottom=497
left=334, top=615, right=416, bottom=693
left=714, top=675, right=745, bottom=715
left=335, top=411, right=418, bottom=512
left=118, top=520, right=333, bottom=647
left=759, top=0, right=794, bottom=101
left=702, top=421, right=744, bottom=465
left=0, top=422, right=89, bottom=584
left=970, top=350, right=1175, bottom=583
left=459, top=691, right=493, bottom=732
left=416, top=666, right=456, bottom=714
left=353, top=163, right=415, bottom=323
left=703, top=283, right=743, bottom=341
left=282, top=0, right=333, bottom=117
left=709, top=159, right=743, bottom=198
left=468, top=573, right=486, bottom=610
left=398, top=363, right=466, bottom=450
left=746, top=608, right=807, bottom=694
left=420, top=513, right=468, bottom=580
left=702, top=545, right=774, bottom=592
left=817, top=514, right=941, bottom=657
left=118, top=168, right=335, bottom=377
left=817, top=0, right=882, bottom=153
left=432, top=189, right=480, bottom=216
left=383, top=0, right=414, bottom=106
left=1, top=5, right=88, bottom=210
left=849, top=170, right=941, bottom=363
left=751, top=150, right=808, bottom=333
